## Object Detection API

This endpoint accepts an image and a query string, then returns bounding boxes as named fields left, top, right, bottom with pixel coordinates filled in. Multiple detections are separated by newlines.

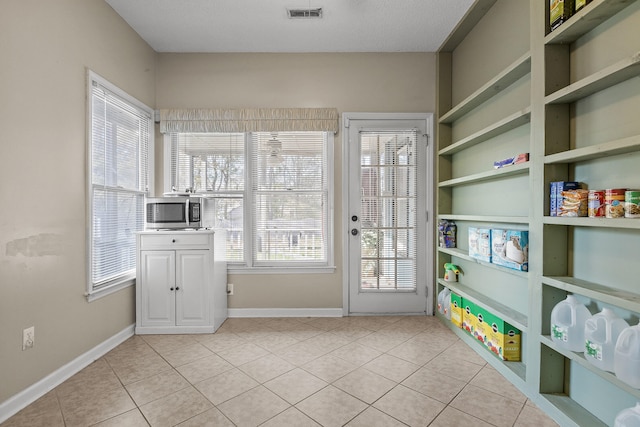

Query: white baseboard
left=0, top=324, right=135, bottom=424
left=228, top=308, right=343, bottom=318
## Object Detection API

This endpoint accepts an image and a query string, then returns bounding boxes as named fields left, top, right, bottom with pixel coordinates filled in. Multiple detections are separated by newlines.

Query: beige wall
left=156, top=52, right=436, bottom=309
left=0, top=2, right=436, bottom=406
left=0, top=0, right=156, bottom=403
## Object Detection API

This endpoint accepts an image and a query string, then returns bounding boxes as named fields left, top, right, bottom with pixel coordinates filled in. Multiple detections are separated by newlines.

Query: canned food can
left=588, top=190, right=605, bottom=217
left=625, top=191, right=640, bottom=218
left=605, top=189, right=626, bottom=218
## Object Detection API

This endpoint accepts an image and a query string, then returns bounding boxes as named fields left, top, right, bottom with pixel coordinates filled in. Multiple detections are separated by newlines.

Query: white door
left=344, top=114, right=433, bottom=315
left=140, top=250, right=176, bottom=326
left=176, top=250, right=209, bottom=326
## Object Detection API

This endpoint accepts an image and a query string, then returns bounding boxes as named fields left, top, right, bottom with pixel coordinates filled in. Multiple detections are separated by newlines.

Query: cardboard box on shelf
left=482, top=308, right=521, bottom=361
left=450, top=292, right=463, bottom=328
left=491, top=229, right=529, bottom=272
left=468, top=227, right=491, bottom=263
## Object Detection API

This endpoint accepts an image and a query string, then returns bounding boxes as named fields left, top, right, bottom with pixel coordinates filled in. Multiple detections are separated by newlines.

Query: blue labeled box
left=491, top=229, right=529, bottom=271
left=468, top=227, right=491, bottom=263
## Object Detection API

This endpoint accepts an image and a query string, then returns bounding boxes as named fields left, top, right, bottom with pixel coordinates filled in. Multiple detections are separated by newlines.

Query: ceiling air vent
left=287, top=8, right=322, bottom=19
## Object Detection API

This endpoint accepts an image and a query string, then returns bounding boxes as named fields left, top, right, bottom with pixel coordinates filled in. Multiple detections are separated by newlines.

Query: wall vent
left=287, top=8, right=322, bottom=19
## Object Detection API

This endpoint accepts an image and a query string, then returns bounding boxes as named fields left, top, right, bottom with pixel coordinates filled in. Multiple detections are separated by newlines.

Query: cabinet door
left=140, top=250, right=176, bottom=326
left=175, top=250, right=209, bottom=326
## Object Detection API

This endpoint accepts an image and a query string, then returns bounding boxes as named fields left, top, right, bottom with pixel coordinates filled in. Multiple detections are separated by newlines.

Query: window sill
left=86, top=277, right=135, bottom=302
left=227, top=266, right=336, bottom=275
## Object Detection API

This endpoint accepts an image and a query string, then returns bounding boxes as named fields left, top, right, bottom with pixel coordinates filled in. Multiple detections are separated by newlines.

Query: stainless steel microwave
left=145, top=196, right=202, bottom=230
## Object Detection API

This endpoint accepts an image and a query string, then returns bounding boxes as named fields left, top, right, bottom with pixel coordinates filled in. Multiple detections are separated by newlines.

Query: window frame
left=164, top=131, right=335, bottom=273
left=86, top=70, right=154, bottom=301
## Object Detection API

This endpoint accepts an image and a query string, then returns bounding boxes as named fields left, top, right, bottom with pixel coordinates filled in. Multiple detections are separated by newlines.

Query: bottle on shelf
left=615, top=402, right=640, bottom=427
left=584, top=307, right=629, bottom=372
left=437, top=287, right=451, bottom=320
left=615, top=324, right=640, bottom=389
left=551, top=294, right=591, bottom=352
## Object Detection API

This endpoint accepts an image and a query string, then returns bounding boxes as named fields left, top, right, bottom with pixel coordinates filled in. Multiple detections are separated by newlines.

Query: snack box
left=481, top=307, right=521, bottom=361
left=468, top=227, right=491, bottom=263
left=450, top=292, right=463, bottom=328
left=550, top=181, right=581, bottom=216
left=491, top=229, right=529, bottom=271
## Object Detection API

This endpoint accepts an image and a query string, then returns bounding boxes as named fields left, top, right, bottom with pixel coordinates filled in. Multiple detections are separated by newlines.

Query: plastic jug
left=584, top=307, right=629, bottom=372
left=437, top=287, right=451, bottom=319
left=550, top=294, right=591, bottom=352
left=615, top=324, right=640, bottom=389
left=615, top=403, right=640, bottom=427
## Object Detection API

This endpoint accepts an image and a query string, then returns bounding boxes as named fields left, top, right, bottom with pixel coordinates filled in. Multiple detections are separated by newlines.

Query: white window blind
left=170, top=132, right=245, bottom=261
left=251, top=132, right=328, bottom=265
left=88, top=72, right=152, bottom=298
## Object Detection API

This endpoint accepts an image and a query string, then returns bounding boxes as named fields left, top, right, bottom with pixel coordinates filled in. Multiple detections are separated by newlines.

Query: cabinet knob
left=170, top=287, right=174, bottom=291
left=172, top=239, right=176, bottom=243
left=175, top=286, right=180, bottom=291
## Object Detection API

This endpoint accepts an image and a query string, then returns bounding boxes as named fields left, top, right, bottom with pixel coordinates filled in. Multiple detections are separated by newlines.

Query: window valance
left=159, top=108, right=339, bottom=134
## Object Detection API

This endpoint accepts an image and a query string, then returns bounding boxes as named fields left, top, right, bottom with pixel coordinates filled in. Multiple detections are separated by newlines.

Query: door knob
left=351, top=228, right=359, bottom=236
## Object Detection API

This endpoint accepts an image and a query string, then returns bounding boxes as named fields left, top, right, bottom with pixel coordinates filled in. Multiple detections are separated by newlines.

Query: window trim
left=163, top=131, right=335, bottom=273
left=86, top=70, right=154, bottom=301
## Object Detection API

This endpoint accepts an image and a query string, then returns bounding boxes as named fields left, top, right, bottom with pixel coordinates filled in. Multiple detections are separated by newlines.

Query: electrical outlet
left=227, top=283, right=234, bottom=296
left=23, top=326, right=34, bottom=351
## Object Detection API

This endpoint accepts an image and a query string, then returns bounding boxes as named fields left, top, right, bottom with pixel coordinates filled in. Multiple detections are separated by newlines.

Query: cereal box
left=468, top=228, right=491, bottom=263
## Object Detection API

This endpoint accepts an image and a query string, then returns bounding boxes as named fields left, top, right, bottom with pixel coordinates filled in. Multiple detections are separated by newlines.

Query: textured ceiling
left=105, top=0, right=474, bottom=53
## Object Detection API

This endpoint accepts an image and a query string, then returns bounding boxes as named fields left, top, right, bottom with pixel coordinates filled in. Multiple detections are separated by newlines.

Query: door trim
left=341, top=112, right=435, bottom=316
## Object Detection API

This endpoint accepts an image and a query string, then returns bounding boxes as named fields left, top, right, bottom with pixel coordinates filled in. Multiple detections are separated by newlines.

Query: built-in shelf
left=439, top=107, right=531, bottom=156
left=437, top=278, right=528, bottom=331
left=439, top=52, right=531, bottom=124
left=545, top=134, right=640, bottom=164
left=542, top=276, right=640, bottom=314
left=545, top=51, right=640, bottom=105
left=438, top=0, right=497, bottom=52
left=541, top=335, right=640, bottom=400
left=437, top=214, right=529, bottom=225
left=541, top=393, right=607, bottom=427
left=438, top=247, right=529, bottom=279
left=435, top=311, right=527, bottom=385
left=544, top=0, right=638, bottom=45
left=543, top=216, right=640, bottom=230
left=438, top=162, right=529, bottom=187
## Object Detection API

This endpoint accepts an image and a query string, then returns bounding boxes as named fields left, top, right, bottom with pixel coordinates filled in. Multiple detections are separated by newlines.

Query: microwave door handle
left=185, top=199, right=190, bottom=227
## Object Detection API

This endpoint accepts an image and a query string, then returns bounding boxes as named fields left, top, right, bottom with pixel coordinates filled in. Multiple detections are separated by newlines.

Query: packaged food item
left=588, top=190, right=605, bottom=217
left=550, top=0, right=574, bottom=31
left=550, top=181, right=581, bottom=216
left=606, top=189, right=627, bottom=218
left=559, top=189, right=588, bottom=217
left=493, top=153, right=529, bottom=169
left=625, top=191, right=640, bottom=218
left=468, top=227, right=491, bottom=263
left=438, top=220, right=457, bottom=248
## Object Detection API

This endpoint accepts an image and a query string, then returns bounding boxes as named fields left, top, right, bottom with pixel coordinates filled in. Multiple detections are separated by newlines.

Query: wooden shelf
left=437, top=214, right=529, bottom=225
left=438, top=247, right=529, bottom=279
left=439, top=52, right=531, bottom=124
left=541, top=393, right=607, bottom=427
left=438, top=278, right=528, bottom=330
left=540, top=335, right=640, bottom=401
left=438, top=0, right=497, bottom=52
left=542, top=276, right=640, bottom=314
left=438, top=162, right=529, bottom=187
left=545, top=51, right=640, bottom=105
left=439, top=107, right=531, bottom=156
left=543, top=216, right=640, bottom=230
left=436, top=311, right=527, bottom=385
left=545, top=134, right=640, bottom=164
left=544, top=0, right=638, bottom=45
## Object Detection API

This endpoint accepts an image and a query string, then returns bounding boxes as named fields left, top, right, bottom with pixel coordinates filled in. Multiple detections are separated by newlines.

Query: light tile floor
left=3, top=316, right=559, bottom=427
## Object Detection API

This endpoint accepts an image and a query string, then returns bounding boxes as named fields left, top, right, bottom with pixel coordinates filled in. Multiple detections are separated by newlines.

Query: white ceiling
left=105, top=0, right=474, bottom=53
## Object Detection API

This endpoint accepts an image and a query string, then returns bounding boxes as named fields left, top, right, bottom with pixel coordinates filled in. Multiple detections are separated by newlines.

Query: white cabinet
left=135, top=230, right=227, bottom=334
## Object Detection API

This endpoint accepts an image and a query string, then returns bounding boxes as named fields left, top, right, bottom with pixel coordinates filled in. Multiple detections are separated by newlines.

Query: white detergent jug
left=615, top=324, right=640, bottom=389
left=584, top=307, right=629, bottom=372
left=437, top=287, right=451, bottom=319
left=615, top=403, right=640, bottom=427
left=550, top=295, right=591, bottom=352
